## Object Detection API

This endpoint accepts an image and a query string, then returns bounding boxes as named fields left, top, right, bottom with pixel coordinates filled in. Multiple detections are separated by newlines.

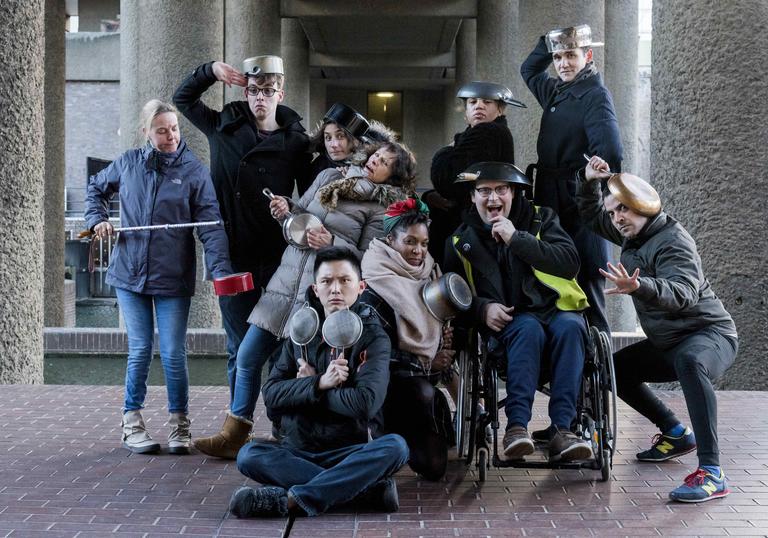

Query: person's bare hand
left=269, top=197, right=290, bottom=220
left=600, top=262, right=640, bottom=295
left=306, top=225, right=333, bottom=250
left=484, top=303, right=514, bottom=332
left=212, top=61, right=247, bottom=87
left=93, top=221, right=114, bottom=238
left=318, top=355, right=349, bottom=390
left=489, top=215, right=516, bottom=244
left=585, top=155, right=612, bottom=182
left=441, top=324, right=454, bottom=350
left=336, top=165, right=349, bottom=176
left=296, top=358, right=316, bottom=378
left=431, top=349, right=456, bottom=372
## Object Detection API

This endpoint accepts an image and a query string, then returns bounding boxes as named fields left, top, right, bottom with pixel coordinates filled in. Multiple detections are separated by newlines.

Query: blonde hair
left=139, top=99, right=179, bottom=141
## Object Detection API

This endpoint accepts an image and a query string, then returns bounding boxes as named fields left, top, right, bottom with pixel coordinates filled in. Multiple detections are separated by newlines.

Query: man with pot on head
left=229, top=246, right=408, bottom=521
left=173, top=55, right=312, bottom=410
left=443, top=162, right=593, bottom=462
left=578, top=156, right=737, bottom=503
left=423, top=82, right=526, bottom=265
left=521, top=24, right=622, bottom=334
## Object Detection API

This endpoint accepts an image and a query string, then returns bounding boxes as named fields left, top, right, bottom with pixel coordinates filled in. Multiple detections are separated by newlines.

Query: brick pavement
left=0, top=385, right=766, bottom=537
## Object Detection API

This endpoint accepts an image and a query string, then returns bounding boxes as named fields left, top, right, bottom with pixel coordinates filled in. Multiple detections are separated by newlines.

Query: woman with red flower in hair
left=360, top=197, right=457, bottom=481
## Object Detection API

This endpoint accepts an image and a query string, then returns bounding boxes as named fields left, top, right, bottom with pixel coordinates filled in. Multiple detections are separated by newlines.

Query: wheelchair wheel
left=455, top=350, right=473, bottom=458
left=477, top=447, right=488, bottom=482
left=600, top=448, right=611, bottom=482
left=596, top=329, right=618, bottom=458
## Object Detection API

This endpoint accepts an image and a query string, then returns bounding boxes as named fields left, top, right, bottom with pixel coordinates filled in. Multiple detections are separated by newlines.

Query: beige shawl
left=361, top=238, right=443, bottom=362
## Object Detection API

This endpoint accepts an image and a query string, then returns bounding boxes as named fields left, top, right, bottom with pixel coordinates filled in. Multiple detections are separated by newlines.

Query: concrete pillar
left=444, top=19, right=476, bottom=142
left=0, top=0, right=45, bottom=383
left=44, top=0, right=67, bottom=327
left=652, top=2, right=768, bottom=389
left=281, top=18, right=310, bottom=124
left=403, top=89, right=447, bottom=189
left=309, top=78, right=327, bottom=132
left=603, top=0, right=638, bottom=332
left=224, top=0, right=281, bottom=104
left=120, top=0, right=224, bottom=328
left=515, top=0, right=604, bottom=169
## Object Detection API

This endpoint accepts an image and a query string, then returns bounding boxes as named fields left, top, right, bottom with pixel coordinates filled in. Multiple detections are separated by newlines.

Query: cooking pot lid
left=322, top=309, right=363, bottom=349
left=286, top=213, right=322, bottom=246
left=289, top=303, right=320, bottom=346
left=606, top=173, right=662, bottom=217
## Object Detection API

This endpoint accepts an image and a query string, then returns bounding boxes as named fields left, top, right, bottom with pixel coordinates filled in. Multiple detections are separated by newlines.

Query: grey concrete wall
left=66, top=32, right=120, bottom=81
left=444, top=19, right=476, bottom=143
left=402, top=89, right=445, bottom=190
left=282, top=18, right=310, bottom=124
left=44, top=0, right=67, bottom=328
left=77, top=0, right=120, bottom=31
left=325, top=87, right=368, bottom=118
left=309, top=79, right=327, bottom=133
left=652, top=1, right=768, bottom=389
left=0, top=0, right=45, bottom=383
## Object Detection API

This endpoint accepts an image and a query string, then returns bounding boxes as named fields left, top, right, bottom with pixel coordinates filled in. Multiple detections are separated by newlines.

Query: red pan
left=213, top=272, right=254, bottom=296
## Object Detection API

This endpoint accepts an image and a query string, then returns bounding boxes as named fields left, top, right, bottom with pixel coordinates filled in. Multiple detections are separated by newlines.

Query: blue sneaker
left=669, top=468, right=730, bottom=503
left=637, top=428, right=696, bottom=462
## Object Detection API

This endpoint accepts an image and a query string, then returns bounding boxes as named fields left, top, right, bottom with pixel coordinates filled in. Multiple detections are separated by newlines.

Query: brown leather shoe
left=193, top=412, right=252, bottom=459
left=502, top=426, right=535, bottom=459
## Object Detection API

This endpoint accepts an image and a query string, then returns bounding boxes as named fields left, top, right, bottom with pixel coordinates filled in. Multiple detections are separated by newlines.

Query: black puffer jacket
left=262, top=293, right=391, bottom=452
left=173, top=62, right=312, bottom=284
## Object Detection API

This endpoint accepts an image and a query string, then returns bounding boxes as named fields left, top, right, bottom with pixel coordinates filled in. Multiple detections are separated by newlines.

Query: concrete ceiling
left=282, top=0, right=477, bottom=89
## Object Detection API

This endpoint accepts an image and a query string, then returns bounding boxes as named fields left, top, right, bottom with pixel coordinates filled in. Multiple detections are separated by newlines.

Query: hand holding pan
left=213, top=272, right=254, bottom=296
left=263, top=188, right=322, bottom=249
left=289, top=303, right=320, bottom=367
left=322, top=308, right=363, bottom=358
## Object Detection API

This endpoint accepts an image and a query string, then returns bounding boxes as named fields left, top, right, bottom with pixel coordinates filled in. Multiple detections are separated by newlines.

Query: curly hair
left=351, top=141, right=417, bottom=193
left=308, top=119, right=362, bottom=155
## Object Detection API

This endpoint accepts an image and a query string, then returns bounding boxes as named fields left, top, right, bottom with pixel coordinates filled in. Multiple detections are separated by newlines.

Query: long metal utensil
left=78, top=220, right=220, bottom=239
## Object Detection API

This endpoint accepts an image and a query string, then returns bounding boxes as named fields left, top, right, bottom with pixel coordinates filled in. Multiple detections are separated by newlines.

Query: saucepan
left=322, top=308, right=363, bottom=356
left=263, top=188, right=322, bottom=249
left=289, top=303, right=320, bottom=366
left=213, top=272, right=255, bottom=296
left=422, top=272, right=473, bottom=322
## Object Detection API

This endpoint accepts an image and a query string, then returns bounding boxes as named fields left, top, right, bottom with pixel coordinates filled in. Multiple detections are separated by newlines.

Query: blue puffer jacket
left=85, top=140, right=232, bottom=296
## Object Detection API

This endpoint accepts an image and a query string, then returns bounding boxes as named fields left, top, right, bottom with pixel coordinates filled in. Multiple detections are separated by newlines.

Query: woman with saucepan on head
left=84, top=99, right=232, bottom=455
left=360, top=198, right=467, bottom=480
left=308, top=102, right=369, bottom=178
left=194, top=138, right=417, bottom=459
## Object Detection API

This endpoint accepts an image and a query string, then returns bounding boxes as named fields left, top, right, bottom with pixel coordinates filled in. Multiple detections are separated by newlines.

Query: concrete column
left=603, top=0, right=638, bottom=332
left=444, top=19, right=476, bottom=142
left=224, top=0, right=281, bottom=104
left=0, top=0, right=45, bottom=383
left=44, top=0, right=67, bottom=327
left=652, top=2, right=768, bottom=389
left=120, top=0, right=224, bottom=328
left=403, top=89, right=447, bottom=189
left=309, top=78, right=327, bottom=132
left=281, top=18, right=310, bottom=123
left=515, top=0, right=604, bottom=169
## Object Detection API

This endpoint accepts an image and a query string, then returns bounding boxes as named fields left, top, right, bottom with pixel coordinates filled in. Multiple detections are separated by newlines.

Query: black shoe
left=548, top=426, right=593, bottom=462
left=355, top=478, right=399, bottom=512
left=229, top=486, right=288, bottom=518
left=637, top=428, right=696, bottom=462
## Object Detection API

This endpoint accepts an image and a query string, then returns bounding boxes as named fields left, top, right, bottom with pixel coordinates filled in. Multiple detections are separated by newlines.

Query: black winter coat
left=173, top=62, right=312, bottom=284
left=262, top=296, right=391, bottom=452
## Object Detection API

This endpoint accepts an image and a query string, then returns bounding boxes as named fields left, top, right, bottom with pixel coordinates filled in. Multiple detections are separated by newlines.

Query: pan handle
left=263, top=188, right=277, bottom=201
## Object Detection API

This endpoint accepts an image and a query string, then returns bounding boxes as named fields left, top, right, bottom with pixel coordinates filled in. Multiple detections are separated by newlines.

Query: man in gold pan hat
left=577, top=156, right=738, bottom=503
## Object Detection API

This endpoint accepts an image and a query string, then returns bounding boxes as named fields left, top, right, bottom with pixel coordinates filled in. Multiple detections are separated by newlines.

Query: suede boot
left=168, top=413, right=192, bottom=455
left=193, top=411, right=252, bottom=459
left=122, top=410, right=161, bottom=454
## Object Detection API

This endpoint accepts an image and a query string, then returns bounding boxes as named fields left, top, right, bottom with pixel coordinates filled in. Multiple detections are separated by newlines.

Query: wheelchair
left=454, top=323, right=617, bottom=482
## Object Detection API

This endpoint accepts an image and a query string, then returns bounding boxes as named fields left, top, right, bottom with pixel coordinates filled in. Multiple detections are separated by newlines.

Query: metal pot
left=322, top=308, right=363, bottom=353
left=263, top=188, right=323, bottom=249
left=421, top=272, right=473, bottom=322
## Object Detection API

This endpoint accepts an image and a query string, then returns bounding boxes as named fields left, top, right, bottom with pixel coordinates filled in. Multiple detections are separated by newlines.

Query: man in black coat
left=173, top=55, right=312, bottom=403
left=521, top=25, right=623, bottom=334
left=423, top=81, right=525, bottom=265
left=443, top=162, right=593, bottom=463
left=228, top=247, right=408, bottom=520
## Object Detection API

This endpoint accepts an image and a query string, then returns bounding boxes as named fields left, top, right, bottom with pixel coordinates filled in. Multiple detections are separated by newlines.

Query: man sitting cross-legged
left=229, top=246, right=409, bottom=520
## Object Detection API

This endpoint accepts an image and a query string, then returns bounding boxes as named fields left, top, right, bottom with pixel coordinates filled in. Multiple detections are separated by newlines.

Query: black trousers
left=613, top=329, right=737, bottom=466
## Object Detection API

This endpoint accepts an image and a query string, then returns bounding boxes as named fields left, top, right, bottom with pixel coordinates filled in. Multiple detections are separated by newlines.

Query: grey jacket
left=576, top=177, right=737, bottom=349
left=247, top=166, right=402, bottom=337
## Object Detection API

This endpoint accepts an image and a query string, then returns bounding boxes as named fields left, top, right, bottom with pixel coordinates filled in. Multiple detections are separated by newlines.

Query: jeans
left=117, top=288, right=191, bottom=414
left=499, top=311, right=587, bottom=429
left=237, top=434, right=409, bottom=516
left=230, top=324, right=281, bottom=419
left=613, top=329, right=737, bottom=466
left=571, top=223, right=611, bottom=335
left=218, top=288, right=261, bottom=403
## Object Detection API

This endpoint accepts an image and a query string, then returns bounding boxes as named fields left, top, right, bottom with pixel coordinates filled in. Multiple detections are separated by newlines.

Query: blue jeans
left=237, top=434, right=409, bottom=516
left=117, top=288, right=191, bottom=414
left=230, top=324, right=281, bottom=419
left=218, top=288, right=261, bottom=403
left=499, top=311, right=587, bottom=429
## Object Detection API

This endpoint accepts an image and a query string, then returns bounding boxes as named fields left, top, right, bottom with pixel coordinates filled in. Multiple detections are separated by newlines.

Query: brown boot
left=193, top=412, right=252, bottom=459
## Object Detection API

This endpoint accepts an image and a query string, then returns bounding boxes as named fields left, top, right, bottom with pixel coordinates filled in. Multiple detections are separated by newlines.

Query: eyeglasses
left=245, top=86, right=278, bottom=97
left=475, top=185, right=511, bottom=197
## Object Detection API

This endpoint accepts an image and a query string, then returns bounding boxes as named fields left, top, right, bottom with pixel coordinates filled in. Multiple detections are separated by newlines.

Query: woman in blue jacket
left=85, top=99, right=232, bottom=455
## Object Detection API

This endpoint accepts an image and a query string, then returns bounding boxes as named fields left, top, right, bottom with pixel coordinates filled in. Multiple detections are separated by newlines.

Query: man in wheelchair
left=444, top=161, right=594, bottom=463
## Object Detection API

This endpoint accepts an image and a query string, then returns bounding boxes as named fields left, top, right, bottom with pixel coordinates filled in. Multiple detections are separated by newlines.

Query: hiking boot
left=229, top=486, right=288, bottom=518
left=669, top=468, right=730, bottom=503
left=637, top=428, right=696, bottom=462
left=549, top=426, right=593, bottom=462
left=354, top=478, right=400, bottom=512
left=168, top=413, right=191, bottom=455
left=502, top=426, right=535, bottom=459
left=193, top=412, right=252, bottom=459
left=121, top=410, right=161, bottom=454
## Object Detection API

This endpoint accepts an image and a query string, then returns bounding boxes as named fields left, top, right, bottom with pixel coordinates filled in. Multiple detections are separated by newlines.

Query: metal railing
left=65, top=187, right=119, bottom=219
